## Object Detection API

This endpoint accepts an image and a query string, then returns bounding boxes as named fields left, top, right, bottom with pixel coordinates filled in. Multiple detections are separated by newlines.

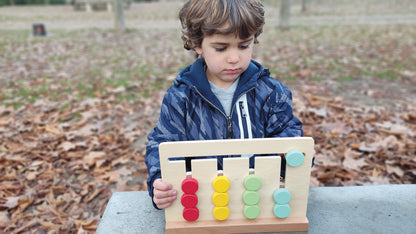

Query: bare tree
left=114, top=0, right=125, bottom=33
left=302, top=0, right=311, bottom=12
left=279, top=0, right=291, bottom=30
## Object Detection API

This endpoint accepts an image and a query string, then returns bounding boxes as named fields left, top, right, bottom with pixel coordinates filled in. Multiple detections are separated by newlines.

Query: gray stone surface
left=306, top=185, right=416, bottom=234
left=96, top=185, right=416, bottom=234
left=97, top=191, right=165, bottom=233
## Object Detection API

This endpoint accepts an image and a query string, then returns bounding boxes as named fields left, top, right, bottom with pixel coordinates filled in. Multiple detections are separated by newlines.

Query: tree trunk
left=279, top=0, right=291, bottom=30
left=114, top=0, right=125, bottom=33
left=302, top=0, right=311, bottom=12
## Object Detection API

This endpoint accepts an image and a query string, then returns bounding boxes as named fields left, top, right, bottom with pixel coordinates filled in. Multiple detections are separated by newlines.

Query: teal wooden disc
left=273, top=188, right=291, bottom=204
left=273, top=204, right=291, bottom=218
left=286, top=149, right=305, bottom=167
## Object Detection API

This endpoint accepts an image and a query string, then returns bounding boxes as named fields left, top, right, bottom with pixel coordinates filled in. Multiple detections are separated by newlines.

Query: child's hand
left=153, top=178, right=177, bottom=209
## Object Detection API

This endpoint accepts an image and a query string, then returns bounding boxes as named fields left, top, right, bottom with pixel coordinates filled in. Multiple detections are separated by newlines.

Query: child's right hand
left=153, top=178, right=177, bottom=209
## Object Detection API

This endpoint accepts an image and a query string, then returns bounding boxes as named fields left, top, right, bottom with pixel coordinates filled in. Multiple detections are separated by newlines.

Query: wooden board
left=166, top=217, right=309, bottom=234
left=159, top=137, right=314, bottom=233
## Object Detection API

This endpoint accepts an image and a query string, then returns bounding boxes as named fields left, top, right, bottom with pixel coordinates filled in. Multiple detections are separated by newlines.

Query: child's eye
left=239, top=44, right=250, bottom=49
left=215, top=47, right=226, bottom=52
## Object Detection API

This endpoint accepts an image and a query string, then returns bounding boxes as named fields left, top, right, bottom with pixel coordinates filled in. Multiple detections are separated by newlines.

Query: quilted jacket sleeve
left=145, top=88, right=188, bottom=209
left=265, top=81, right=303, bottom=138
left=263, top=81, right=305, bottom=178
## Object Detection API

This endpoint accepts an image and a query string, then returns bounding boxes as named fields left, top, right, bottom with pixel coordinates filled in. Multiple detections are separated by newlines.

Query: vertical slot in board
left=223, top=157, right=249, bottom=220
left=255, top=156, right=281, bottom=219
left=285, top=151, right=313, bottom=217
left=162, top=160, right=186, bottom=223
left=191, top=159, right=217, bottom=221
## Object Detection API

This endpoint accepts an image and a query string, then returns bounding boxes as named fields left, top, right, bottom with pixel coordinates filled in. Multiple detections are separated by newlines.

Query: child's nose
left=227, top=52, right=239, bottom=64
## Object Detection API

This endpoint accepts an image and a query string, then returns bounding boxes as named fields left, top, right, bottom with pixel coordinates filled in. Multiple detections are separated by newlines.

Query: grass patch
left=309, top=76, right=323, bottom=82
left=377, top=70, right=398, bottom=80
left=282, top=76, right=298, bottom=82
left=338, top=76, right=355, bottom=82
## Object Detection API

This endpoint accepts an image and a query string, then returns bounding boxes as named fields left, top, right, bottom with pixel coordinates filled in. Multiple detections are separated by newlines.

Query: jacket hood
left=174, top=58, right=268, bottom=112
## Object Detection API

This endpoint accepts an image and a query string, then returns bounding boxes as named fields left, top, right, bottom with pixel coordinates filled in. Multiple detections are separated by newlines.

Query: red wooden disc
left=183, top=207, right=199, bottom=222
left=181, top=193, right=198, bottom=208
left=181, top=178, right=199, bottom=194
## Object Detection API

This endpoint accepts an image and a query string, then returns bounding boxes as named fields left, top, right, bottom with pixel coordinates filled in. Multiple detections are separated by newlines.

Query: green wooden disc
left=243, top=190, right=260, bottom=205
left=244, top=174, right=262, bottom=191
left=244, top=205, right=260, bottom=219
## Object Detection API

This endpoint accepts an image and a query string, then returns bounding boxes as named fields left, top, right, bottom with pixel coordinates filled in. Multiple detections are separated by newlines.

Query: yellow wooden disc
left=212, top=176, right=230, bottom=193
left=213, top=206, right=230, bottom=221
left=212, top=192, right=229, bottom=207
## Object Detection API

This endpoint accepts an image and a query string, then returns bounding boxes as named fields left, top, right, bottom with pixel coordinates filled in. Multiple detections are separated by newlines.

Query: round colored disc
left=286, top=149, right=305, bottom=167
left=183, top=207, right=199, bottom=222
left=244, top=205, right=260, bottom=219
left=212, top=192, right=229, bottom=207
left=243, top=190, right=260, bottom=205
left=244, top=174, right=262, bottom=191
left=181, top=193, right=198, bottom=208
left=273, top=204, right=291, bottom=218
left=212, top=176, right=230, bottom=193
left=213, top=206, right=230, bottom=221
left=182, top=178, right=199, bottom=194
left=273, top=188, right=291, bottom=204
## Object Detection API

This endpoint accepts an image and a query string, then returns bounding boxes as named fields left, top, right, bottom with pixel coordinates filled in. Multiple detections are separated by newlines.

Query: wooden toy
left=159, top=137, right=314, bottom=234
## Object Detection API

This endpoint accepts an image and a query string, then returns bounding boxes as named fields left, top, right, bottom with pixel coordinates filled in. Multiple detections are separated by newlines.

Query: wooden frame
left=159, top=137, right=314, bottom=234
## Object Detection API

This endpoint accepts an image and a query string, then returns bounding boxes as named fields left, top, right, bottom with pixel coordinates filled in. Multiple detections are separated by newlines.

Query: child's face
left=195, top=33, right=254, bottom=89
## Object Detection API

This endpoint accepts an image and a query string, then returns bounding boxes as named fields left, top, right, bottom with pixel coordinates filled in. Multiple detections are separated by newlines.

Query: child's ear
left=190, top=37, right=203, bottom=55
left=194, top=46, right=202, bottom=55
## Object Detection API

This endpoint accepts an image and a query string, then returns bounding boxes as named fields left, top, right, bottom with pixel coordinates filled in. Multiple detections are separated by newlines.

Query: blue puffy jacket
left=145, top=58, right=303, bottom=205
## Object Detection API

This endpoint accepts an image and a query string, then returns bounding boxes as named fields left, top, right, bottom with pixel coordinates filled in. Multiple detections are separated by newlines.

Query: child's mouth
left=225, top=69, right=239, bottom=74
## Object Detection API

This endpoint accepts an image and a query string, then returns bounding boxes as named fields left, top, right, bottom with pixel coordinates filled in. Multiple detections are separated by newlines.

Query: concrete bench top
left=96, top=184, right=416, bottom=234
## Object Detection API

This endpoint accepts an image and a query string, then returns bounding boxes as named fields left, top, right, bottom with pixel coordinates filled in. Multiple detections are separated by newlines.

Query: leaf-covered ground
left=1, top=1, right=416, bottom=233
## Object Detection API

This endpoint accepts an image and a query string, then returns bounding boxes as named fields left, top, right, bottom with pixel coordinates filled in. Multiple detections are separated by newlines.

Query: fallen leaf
left=58, top=141, right=76, bottom=151
left=45, top=124, right=61, bottom=135
left=83, top=151, right=106, bottom=167
left=386, top=164, right=405, bottom=177
left=343, top=149, right=367, bottom=170
left=0, top=211, right=11, bottom=228
left=2, top=197, right=20, bottom=209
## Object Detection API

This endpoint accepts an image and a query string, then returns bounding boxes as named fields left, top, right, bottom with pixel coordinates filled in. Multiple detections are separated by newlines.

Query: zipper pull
left=227, top=117, right=233, bottom=139
left=239, top=101, right=246, bottom=117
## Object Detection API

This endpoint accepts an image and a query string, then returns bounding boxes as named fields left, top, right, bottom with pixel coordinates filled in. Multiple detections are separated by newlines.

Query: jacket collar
left=175, top=58, right=266, bottom=114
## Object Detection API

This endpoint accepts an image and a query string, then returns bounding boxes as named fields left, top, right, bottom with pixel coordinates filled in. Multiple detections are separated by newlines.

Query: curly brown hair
left=179, top=0, right=265, bottom=51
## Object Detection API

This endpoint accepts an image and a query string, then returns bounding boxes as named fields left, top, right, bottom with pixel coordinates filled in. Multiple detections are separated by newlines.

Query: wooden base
left=165, top=217, right=309, bottom=234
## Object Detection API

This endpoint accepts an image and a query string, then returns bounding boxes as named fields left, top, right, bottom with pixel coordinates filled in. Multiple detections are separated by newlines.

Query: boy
left=145, top=0, right=303, bottom=209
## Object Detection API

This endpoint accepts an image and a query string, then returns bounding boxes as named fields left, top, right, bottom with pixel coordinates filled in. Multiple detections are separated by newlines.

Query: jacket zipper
left=239, top=101, right=249, bottom=138
left=193, top=86, right=257, bottom=139
left=226, top=116, right=233, bottom=139
left=193, top=87, right=233, bottom=138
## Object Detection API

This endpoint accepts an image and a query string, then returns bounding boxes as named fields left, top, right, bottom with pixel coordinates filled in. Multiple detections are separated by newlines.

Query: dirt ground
left=1, top=2, right=415, bottom=108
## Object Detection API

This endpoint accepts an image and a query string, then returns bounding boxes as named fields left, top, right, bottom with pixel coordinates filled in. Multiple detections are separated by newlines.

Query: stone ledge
left=96, top=185, right=416, bottom=234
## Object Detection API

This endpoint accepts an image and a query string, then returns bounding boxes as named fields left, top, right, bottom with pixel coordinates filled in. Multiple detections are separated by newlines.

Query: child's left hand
left=153, top=178, right=177, bottom=209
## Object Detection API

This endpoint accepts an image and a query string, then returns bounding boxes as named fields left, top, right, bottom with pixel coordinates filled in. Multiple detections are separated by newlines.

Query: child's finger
left=154, top=196, right=176, bottom=209
left=153, top=179, right=177, bottom=209
left=153, top=178, right=172, bottom=191
left=154, top=188, right=176, bottom=199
